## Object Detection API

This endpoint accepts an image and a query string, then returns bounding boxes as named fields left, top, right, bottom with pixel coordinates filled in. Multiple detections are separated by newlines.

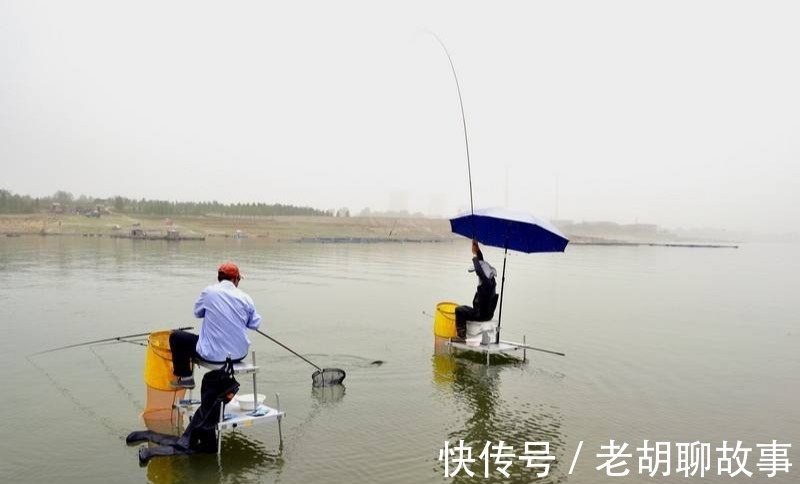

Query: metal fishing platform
left=445, top=319, right=565, bottom=365
left=174, top=351, right=285, bottom=454
left=447, top=334, right=530, bottom=366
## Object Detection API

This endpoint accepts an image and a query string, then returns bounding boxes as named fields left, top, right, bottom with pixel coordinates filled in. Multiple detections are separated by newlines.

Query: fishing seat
left=183, top=356, right=259, bottom=410
left=465, top=294, right=500, bottom=342
left=195, top=358, right=259, bottom=375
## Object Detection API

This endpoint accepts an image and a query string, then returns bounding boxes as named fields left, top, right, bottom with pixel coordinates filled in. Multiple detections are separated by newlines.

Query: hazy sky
left=1, top=1, right=798, bottom=233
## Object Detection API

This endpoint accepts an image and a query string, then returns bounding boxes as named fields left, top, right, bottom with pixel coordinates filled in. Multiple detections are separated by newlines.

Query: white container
left=237, top=393, right=266, bottom=411
left=466, top=321, right=483, bottom=337
left=465, top=320, right=498, bottom=344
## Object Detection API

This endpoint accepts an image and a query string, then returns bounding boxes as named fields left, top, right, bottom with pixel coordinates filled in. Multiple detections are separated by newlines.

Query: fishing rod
left=254, top=329, right=346, bottom=387
left=255, top=329, right=321, bottom=371
left=30, top=326, right=193, bottom=356
left=428, top=32, right=474, bottom=216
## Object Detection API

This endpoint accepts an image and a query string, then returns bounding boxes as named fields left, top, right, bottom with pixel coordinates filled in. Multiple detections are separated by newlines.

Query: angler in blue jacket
left=169, top=262, right=262, bottom=389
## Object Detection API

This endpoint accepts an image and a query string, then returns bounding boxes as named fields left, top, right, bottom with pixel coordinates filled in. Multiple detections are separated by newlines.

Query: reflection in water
left=145, top=432, right=283, bottom=484
left=432, top=338, right=566, bottom=484
left=289, top=383, right=346, bottom=444
left=312, top=383, right=346, bottom=405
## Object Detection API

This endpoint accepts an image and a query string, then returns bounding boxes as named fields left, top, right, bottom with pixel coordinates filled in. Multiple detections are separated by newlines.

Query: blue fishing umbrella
left=449, top=207, right=569, bottom=342
left=450, top=207, right=569, bottom=254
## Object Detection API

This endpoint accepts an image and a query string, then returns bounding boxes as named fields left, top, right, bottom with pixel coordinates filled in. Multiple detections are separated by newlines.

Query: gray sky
left=1, top=1, right=798, bottom=233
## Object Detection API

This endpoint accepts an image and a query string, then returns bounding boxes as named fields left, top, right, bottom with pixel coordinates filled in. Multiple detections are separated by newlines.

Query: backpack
left=176, top=358, right=240, bottom=452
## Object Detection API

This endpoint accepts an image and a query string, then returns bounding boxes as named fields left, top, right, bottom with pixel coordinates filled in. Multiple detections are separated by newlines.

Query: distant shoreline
left=0, top=213, right=740, bottom=248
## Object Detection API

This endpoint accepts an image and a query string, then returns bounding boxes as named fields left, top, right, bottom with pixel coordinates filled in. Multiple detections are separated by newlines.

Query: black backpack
left=176, top=358, right=240, bottom=452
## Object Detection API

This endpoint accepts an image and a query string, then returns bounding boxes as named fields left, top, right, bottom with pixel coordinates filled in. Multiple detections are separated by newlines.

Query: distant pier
left=571, top=241, right=739, bottom=249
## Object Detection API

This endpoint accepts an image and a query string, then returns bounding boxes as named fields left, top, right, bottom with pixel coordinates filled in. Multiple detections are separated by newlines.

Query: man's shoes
left=170, top=376, right=195, bottom=389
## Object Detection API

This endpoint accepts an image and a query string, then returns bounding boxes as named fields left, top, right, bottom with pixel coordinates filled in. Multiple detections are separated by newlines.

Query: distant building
left=622, top=224, right=658, bottom=237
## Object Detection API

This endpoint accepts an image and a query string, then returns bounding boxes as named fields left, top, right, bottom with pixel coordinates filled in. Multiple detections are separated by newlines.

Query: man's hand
left=471, top=239, right=480, bottom=256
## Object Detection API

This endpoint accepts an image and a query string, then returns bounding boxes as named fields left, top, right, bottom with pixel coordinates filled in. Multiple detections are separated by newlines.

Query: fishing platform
left=445, top=318, right=532, bottom=365
left=434, top=302, right=564, bottom=365
left=173, top=351, right=285, bottom=454
left=447, top=336, right=528, bottom=365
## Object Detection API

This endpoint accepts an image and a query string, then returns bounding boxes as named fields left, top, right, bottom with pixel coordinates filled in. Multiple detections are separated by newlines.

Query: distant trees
left=0, top=189, right=331, bottom=217
left=114, top=197, right=329, bottom=217
left=0, top=189, right=38, bottom=213
left=52, top=190, right=74, bottom=204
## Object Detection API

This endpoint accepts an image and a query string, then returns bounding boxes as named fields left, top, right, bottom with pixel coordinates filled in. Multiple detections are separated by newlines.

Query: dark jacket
left=472, top=250, right=497, bottom=319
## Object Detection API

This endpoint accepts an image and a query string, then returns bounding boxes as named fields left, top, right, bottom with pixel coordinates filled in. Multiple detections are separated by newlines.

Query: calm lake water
left=0, top=237, right=797, bottom=483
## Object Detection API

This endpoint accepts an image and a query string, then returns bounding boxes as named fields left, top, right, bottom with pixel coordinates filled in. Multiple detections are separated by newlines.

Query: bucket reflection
left=432, top=337, right=565, bottom=483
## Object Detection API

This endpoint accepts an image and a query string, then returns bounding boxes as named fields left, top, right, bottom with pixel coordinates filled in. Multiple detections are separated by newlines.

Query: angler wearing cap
left=169, top=262, right=262, bottom=389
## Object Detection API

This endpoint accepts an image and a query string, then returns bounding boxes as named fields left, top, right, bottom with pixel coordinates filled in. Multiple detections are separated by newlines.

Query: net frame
left=312, top=368, right=346, bottom=387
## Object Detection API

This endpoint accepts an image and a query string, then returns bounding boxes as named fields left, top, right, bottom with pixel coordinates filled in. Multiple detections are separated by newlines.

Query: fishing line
left=26, top=355, right=128, bottom=439
left=89, top=346, right=144, bottom=411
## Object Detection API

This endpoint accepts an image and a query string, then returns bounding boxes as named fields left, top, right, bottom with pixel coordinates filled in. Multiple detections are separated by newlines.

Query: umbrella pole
left=496, top=246, right=508, bottom=344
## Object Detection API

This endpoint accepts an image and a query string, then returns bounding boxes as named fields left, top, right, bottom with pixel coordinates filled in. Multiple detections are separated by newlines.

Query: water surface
left=1, top=237, right=797, bottom=483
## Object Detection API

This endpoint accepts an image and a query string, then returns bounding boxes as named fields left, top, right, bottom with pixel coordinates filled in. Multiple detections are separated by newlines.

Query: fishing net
left=312, top=368, right=346, bottom=387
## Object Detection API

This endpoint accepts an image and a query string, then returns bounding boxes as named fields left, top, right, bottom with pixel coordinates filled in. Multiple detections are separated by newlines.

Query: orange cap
left=218, top=262, right=241, bottom=279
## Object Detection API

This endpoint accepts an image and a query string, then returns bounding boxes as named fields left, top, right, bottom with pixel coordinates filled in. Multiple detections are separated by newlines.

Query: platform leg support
left=276, top=392, right=283, bottom=451
left=217, top=403, right=224, bottom=455
left=252, top=351, right=258, bottom=411
left=523, top=335, right=527, bottom=362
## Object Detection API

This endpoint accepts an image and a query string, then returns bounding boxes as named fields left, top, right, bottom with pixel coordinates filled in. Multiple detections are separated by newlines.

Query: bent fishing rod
left=30, top=326, right=193, bottom=356
left=428, top=32, right=474, bottom=216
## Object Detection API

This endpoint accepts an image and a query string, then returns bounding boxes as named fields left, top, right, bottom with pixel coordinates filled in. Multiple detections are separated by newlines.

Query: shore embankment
left=0, top=213, right=739, bottom=248
left=0, top=213, right=455, bottom=242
